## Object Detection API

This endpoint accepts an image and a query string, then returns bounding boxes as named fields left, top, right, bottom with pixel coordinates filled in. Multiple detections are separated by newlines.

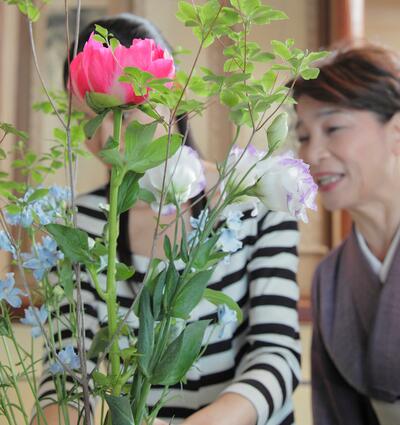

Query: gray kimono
left=311, top=228, right=400, bottom=425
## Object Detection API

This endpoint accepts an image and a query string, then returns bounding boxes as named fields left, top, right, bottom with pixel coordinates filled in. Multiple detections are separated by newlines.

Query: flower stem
left=106, top=109, right=123, bottom=394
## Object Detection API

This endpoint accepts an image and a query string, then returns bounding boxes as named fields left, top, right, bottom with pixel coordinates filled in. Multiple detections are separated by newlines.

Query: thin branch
left=27, top=20, right=66, bottom=130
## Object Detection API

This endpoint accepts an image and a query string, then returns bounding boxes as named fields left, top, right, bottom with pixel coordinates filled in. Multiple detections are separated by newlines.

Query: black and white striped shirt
left=38, top=186, right=301, bottom=425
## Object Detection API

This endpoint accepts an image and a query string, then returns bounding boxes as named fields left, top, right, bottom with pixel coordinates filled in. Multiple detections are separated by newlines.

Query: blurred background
left=0, top=0, right=398, bottom=423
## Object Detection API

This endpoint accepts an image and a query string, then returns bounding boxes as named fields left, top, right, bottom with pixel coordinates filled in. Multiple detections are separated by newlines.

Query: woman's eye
left=326, top=126, right=342, bottom=134
left=298, top=135, right=310, bottom=144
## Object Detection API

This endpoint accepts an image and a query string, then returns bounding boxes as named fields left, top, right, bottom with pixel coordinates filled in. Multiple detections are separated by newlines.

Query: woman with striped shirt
left=34, top=14, right=301, bottom=425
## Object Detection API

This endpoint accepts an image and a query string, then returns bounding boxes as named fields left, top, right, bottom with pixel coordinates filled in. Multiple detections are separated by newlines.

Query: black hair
left=291, top=44, right=400, bottom=123
left=66, top=14, right=206, bottom=273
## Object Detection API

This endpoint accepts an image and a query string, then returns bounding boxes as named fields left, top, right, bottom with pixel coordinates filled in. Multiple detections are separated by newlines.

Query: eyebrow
left=295, top=107, right=346, bottom=130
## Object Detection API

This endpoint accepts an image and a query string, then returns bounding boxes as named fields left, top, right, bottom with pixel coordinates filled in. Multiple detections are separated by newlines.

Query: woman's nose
left=300, top=135, right=329, bottom=167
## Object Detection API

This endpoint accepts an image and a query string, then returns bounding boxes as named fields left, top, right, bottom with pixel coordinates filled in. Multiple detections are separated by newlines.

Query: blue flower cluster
left=217, top=210, right=244, bottom=255
left=21, top=236, right=64, bottom=281
left=0, top=273, right=24, bottom=308
left=20, top=305, right=48, bottom=337
left=0, top=230, right=16, bottom=258
left=217, top=304, right=237, bottom=338
left=5, top=185, right=70, bottom=228
left=50, top=345, right=80, bottom=375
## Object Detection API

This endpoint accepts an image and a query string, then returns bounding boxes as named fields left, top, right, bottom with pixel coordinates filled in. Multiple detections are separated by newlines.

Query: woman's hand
left=182, top=393, right=257, bottom=425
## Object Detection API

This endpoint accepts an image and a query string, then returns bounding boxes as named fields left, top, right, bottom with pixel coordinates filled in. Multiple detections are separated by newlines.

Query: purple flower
left=21, top=236, right=64, bottom=281
left=50, top=345, right=80, bottom=374
left=254, top=151, right=318, bottom=223
left=0, top=273, right=24, bottom=308
left=20, top=305, right=48, bottom=338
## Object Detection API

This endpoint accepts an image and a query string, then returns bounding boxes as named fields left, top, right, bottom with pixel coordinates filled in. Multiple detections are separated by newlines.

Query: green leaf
left=115, top=262, right=135, bottom=281
left=203, top=288, right=243, bottom=323
left=163, top=262, right=180, bottom=313
left=0, top=123, right=28, bottom=141
left=192, top=235, right=219, bottom=270
left=267, top=112, right=288, bottom=152
left=220, top=90, right=240, bottom=108
left=271, top=40, right=292, bottom=61
left=92, top=371, right=111, bottom=387
left=94, top=24, right=109, bottom=39
left=5, top=204, right=21, bottom=215
left=84, top=111, right=108, bottom=139
left=27, top=4, right=40, bottom=22
left=110, top=38, right=120, bottom=51
left=60, top=260, right=74, bottom=302
left=105, top=394, right=134, bottom=425
left=152, top=270, right=166, bottom=320
left=0, top=317, right=11, bottom=338
left=0, top=148, right=6, bottom=160
left=138, top=188, right=156, bottom=204
left=171, top=269, right=214, bottom=319
left=137, top=286, right=154, bottom=376
left=151, top=320, right=210, bottom=385
left=87, top=327, right=109, bottom=359
left=300, top=68, right=320, bottom=80
left=27, top=188, right=49, bottom=203
left=45, top=224, right=91, bottom=264
left=99, top=137, right=124, bottom=167
left=86, top=92, right=121, bottom=113
left=117, top=171, right=140, bottom=214
left=124, top=121, right=158, bottom=162
left=127, top=134, right=182, bottom=173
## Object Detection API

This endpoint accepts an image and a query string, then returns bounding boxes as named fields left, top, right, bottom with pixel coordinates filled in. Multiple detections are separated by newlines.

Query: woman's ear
left=387, top=112, right=400, bottom=156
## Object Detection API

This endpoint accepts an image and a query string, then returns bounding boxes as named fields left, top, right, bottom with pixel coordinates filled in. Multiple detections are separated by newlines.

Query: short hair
left=292, top=44, right=400, bottom=122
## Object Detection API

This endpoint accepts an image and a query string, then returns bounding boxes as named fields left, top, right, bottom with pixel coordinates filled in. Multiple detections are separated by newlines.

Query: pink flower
left=70, top=34, right=175, bottom=109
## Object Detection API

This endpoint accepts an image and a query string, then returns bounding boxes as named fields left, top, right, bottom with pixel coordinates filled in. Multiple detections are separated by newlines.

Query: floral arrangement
left=0, top=1, right=323, bottom=424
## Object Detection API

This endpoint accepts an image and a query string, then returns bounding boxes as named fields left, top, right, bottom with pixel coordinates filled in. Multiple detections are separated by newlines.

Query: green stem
left=134, top=378, right=151, bottom=425
left=106, top=109, right=123, bottom=395
left=2, top=337, right=29, bottom=425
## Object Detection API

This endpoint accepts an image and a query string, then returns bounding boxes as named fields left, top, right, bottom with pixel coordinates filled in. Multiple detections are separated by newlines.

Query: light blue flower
left=217, top=304, right=237, bottom=338
left=22, top=236, right=64, bottom=281
left=50, top=345, right=80, bottom=375
left=0, top=230, right=16, bottom=257
left=188, top=209, right=209, bottom=245
left=48, top=185, right=71, bottom=203
left=217, top=228, right=242, bottom=253
left=0, top=273, right=24, bottom=308
left=226, top=210, right=243, bottom=232
left=20, top=305, right=48, bottom=338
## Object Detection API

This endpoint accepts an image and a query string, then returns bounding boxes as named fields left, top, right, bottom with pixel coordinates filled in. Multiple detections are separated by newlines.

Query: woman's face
left=296, top=96, right=400, bottom=212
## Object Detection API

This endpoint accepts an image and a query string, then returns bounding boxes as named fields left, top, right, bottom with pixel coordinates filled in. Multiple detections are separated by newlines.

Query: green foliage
left=171, top=269, right=214, bottom=319
left=151, top=320, right=210, bottom=385
left=45, top=224, right=91, bottom=264
left=105, top=394, right=135, bottom=425
left=267, top=112, right=288, bottom=152
left=137, top=287, right=154, bottom=377
left=204, top=288, right=243, bottom=323
left=117, top=171, right=141, bottom=215
left=88, top=327, right=110, bottom=360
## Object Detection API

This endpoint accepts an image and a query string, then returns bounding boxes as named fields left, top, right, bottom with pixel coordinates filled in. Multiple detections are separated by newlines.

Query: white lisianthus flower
left=139, top=146, right=206, bottom=214
left=254, top=151, right=318, bottom=223
left=221, top=145, right=265, bottom=208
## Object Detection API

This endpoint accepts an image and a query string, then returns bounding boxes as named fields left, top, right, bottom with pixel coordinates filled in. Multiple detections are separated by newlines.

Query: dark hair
left=66, top=14, right=206, bottom=272
left=292, top=44, right=400, bottom=123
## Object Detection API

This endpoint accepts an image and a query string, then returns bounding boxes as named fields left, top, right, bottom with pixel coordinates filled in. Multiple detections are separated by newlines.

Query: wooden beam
left=330, top=0, right=365, bottom=42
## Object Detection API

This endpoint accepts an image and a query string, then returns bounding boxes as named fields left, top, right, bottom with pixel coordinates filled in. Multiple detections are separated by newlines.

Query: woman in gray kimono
left=293, top=44, right=400, bottom=425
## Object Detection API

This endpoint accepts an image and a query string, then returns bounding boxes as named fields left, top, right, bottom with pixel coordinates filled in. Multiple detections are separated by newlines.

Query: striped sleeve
left=222, top=211, right=301, bottom=425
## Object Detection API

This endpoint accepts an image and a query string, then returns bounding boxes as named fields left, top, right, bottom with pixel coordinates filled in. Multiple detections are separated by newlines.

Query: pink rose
left=70, top=34, right=175, bottom=109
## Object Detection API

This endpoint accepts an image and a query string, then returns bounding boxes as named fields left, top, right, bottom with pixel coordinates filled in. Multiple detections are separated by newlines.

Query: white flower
left=139, top=146, right=206, bottom=214
left=254, top=151, right=318, bottom=223
left=222, top=145, right=265, bottom=205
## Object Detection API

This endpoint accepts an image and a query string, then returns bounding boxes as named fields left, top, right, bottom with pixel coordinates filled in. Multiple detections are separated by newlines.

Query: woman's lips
left=314, top=173, right=345, bottom=192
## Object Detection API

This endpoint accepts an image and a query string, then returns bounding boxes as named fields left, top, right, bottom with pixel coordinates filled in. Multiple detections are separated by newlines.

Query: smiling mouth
left=316, top=174, right=345, bottom=188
